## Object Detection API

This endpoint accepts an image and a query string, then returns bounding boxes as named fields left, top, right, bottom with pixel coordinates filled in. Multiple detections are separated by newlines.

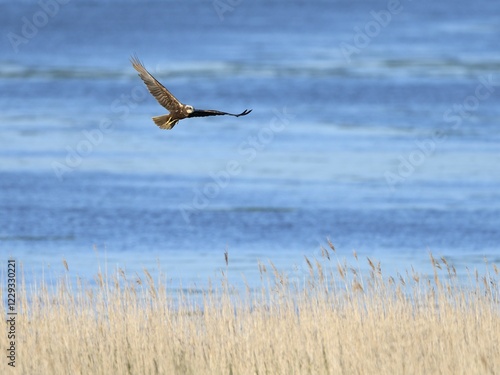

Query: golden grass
left=1, top=247, right=499, bottom=375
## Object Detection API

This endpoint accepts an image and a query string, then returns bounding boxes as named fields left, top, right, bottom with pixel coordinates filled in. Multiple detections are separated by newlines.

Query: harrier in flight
left=131, top=56, right=252, bottom=130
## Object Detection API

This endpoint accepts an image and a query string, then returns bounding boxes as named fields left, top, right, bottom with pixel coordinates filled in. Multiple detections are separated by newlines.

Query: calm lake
left=1, top=0, right=499, bottom=288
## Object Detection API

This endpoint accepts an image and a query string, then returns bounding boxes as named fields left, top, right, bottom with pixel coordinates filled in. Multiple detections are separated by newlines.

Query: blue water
left=1, top=0, right=499, bottom=287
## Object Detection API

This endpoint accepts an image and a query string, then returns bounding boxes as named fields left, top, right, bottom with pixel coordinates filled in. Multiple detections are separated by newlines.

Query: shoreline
left=2, top=250, right=499, bottom=374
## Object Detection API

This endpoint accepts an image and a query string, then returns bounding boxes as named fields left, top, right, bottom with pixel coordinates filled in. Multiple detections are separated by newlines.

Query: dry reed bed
left=1, top=245, right=499, bottom=375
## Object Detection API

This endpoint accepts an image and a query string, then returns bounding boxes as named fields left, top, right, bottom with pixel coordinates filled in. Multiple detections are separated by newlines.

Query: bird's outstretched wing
left=188, top=109, right=252, bottom=118
left=130, top=55, right=183, bottom=112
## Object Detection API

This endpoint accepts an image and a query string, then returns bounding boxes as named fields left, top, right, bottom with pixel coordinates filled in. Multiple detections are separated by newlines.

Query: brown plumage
left=130, top=55, right=252, bottom=130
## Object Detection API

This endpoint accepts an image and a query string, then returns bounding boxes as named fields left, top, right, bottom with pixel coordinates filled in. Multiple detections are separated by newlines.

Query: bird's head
left=185, top=105, right=194, bottom=114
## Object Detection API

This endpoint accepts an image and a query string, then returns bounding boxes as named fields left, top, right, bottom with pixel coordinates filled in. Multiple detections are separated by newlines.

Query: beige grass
left=1, top=246, right=499, bottom=375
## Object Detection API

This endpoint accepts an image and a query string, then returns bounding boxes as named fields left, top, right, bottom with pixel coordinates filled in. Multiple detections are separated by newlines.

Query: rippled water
left=1, top=0, right=499, bottom=287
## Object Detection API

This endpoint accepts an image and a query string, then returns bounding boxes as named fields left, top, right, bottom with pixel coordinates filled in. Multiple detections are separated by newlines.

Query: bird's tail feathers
left=152, top=115, right=178, bottom=130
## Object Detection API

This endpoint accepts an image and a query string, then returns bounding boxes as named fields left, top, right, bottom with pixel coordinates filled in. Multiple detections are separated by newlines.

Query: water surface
left=1, top=0, right=499, bottom=287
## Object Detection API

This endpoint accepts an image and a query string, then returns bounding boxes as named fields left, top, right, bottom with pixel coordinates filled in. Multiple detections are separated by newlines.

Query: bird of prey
left=130, top=56, right=252, bottom=130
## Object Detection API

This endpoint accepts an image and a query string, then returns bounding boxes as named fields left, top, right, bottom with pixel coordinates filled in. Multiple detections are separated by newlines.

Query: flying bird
left=130, top=56, right=252, bottom=130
